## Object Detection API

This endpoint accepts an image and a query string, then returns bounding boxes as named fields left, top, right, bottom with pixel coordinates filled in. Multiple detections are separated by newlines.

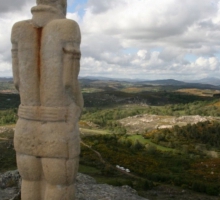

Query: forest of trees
left=145, top=121, right=220, bottom=149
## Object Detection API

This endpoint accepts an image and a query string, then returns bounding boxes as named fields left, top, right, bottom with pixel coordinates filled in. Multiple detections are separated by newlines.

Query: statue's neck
left=31, top=5, right=65, bottom=27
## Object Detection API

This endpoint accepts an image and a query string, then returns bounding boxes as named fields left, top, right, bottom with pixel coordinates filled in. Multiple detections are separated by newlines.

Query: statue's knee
left=16, top=153, right=41, bottom=181
left=42, top=157, right=79, bottom=185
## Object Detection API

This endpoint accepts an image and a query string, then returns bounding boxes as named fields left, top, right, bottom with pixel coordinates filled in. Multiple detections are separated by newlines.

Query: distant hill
left=139, top=79, right=220, bottom=89
left=1, top=76, right=220, bottom=90
left=80, top=77, right=190, bottom=85
left=0, top=77, right=13, bottom=82
left=186, top=77, right=220, bottom=86
left=80, top=76, right=220, bottom=85
left=138, top=79, right=186, bottom=85
left=79, top=77, right=220, bottom=90
left=79, top=76, right=145, bottom=82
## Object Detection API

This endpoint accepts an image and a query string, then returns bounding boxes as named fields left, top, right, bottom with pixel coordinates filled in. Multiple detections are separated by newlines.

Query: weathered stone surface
left=11, top=0, right=82, bottom=199
left=0, top=170, right=20, bottom=200
left=0, top=171, right=148, bottom=200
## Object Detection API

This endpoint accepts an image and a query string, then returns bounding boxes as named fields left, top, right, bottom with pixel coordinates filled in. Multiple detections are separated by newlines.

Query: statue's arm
left=63, top=22, right=83, bottom=111
left=11, top=24, right=20, bottom=92
left=63, top=42, right=83, bottom=111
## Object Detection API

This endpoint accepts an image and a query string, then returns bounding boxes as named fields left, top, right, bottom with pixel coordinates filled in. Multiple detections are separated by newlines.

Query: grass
left=79, top=164, right=116, bottom=184
left=144, top=139, right=175, bottom=152
left=208, top=100, right=220, bottom=107
left=0, top=129, right=14, bottom=139
left=117, top=134, right=175, bottom=152
left=175, top=88, right=217, bottom=97
left=123, top=135, right=175, bottom=152
left=0, top=129, right=16, bottom=173
left=82, top=88, right=104, bottom=93
left=78, top=164, right=101, bottom=174
left=126, top=135, right=147, bottom=143
left=78, top=164, right=146, bottom=193
left=121, top=87, right=145, bottom=93
left=0, top=124, right=15, bottom=128
left=79, top=126, right=177, bottom=153
left=80, top=128, right=109, bottom=135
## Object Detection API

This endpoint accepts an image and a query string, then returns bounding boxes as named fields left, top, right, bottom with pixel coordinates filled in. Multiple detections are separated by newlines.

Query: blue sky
left=1, top=0, right=220, bottom=80
left=184, top=54, right=198, bottom=62
left=67, top=0, right=87, bottom=18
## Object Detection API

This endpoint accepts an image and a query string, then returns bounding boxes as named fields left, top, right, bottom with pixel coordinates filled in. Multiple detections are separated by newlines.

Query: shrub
left=206, top=185, right=219, bottom=196
left=192, top=181, right=206, bottom=193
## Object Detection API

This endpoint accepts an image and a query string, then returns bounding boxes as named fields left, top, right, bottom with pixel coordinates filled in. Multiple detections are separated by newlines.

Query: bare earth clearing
left=119, top=114, right=220, bottom=134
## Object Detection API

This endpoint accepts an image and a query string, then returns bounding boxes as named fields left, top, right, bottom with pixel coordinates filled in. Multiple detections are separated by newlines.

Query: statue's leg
left=16, top=153, right=42, bottom=200
left=42, top=156, right=79, bottom=200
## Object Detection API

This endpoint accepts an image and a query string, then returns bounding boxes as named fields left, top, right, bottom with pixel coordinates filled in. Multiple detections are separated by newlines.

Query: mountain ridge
left=1, top=76, right=220, bottom=88
left=80, top=76, right=220, bottom=86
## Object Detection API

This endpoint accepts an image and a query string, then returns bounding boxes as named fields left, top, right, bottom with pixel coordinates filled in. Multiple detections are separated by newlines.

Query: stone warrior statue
left=11, top=0, right=83, bottom=199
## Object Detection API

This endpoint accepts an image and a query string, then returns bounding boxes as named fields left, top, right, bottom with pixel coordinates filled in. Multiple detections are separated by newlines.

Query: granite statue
left=11, top=0, right=83, bottom=199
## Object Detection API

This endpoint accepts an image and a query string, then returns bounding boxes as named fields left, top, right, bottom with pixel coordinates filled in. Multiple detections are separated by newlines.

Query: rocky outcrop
left=0, top=170, right=148, bottom=200
left=0, top=170, right=21, bottom=200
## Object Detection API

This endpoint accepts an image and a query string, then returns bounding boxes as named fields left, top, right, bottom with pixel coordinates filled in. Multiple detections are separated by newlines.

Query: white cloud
left=137, top=50, right=148, bottom=60
left=79, top=0, right=220, bottom=79
left=0, top=0, right=35, bottom=13
left=1, top=0, right=220, bottom=80
left=0, top=55, right=12, bottom=77
left=67, top=12, right=81, bottom=22
left=193, top=57, right=219, bottom=71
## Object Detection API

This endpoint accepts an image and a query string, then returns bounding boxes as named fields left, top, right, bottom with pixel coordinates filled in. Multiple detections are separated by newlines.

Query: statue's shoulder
left=48, top=18, right=78, bottom=25
left=60, top=18, right=80, bottom=27
left=12, top=20, right=32, bottom=31
left=11, top=20, right=32, bottom=42
left=46, top=19, right=81, bottom=40
left=47, top=18, right=80, bottom=30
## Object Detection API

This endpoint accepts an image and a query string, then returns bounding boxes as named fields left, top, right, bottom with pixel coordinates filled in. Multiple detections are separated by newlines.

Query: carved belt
left=18, top=105, right=69, bottom=122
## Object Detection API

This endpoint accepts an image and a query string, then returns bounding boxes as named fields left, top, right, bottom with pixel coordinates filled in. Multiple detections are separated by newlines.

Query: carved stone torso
left=12, top=18, right=81, bottom=159
left=40, top=19, right=81, bottom=107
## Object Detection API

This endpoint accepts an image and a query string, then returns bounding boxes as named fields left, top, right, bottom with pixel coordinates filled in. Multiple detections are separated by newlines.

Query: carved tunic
left=11, top=19, right=82, bottom=159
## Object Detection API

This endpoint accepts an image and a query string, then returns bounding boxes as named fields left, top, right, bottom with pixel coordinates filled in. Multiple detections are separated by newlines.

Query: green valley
left=1, top=78, right=220, bottom=199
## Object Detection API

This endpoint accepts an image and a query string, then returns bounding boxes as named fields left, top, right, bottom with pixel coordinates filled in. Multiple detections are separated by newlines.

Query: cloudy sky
left=1, top=0, right=220, bottom=80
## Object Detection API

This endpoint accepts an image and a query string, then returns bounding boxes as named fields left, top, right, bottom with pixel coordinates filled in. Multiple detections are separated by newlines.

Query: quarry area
left=119, top=114, right=219, bottom=134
